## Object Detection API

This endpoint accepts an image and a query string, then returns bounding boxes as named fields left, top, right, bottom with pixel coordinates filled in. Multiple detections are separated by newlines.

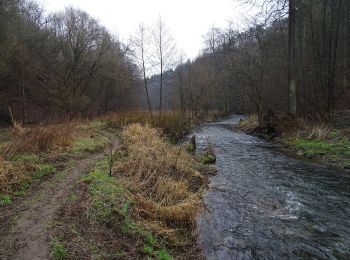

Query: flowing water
left=196, top=115, right=350, bottom=260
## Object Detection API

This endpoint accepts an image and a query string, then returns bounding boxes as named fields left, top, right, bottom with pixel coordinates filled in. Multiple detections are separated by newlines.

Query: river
left=195, top=115, right=350, bottom=259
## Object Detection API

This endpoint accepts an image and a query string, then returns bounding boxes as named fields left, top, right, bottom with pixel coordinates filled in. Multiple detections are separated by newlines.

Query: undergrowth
left=104, top=111, right=194, bottom=141
left=115, top=123, right=212, bottom=249
left=0, top=119, right=110, bottom=206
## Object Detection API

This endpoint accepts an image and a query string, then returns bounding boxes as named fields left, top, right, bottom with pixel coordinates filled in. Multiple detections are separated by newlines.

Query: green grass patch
left=72, top=135, right=108, bottom=154
left=33, top=164, right=57, bottom=180
left=89, top=121, right=106, bottom=129
left=284, top=134, right=350, bottom=167
left=289, top=138, right=350, bottom=157
left=81, top=157, right=127, bottom=225
left=0, top=194, right=12, bottom=206
left=50, top=240, right=68, bottom=260
left=66, top=191, right=77, bottom=203
left=143, top=243, right=172, bottom=260
left=11, top=153, right=39, bottom=163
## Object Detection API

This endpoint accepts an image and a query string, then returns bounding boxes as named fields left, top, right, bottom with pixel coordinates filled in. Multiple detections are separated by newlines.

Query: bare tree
left=151, top=15, right=177, bottom=122
left=130, top=24, right=153, bottom=116
left=175, top=50, right=186, bottom=116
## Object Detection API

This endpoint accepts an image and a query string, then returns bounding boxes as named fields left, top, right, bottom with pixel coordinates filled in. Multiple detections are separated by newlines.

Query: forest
left=1, top=0, right=350, bottom=259
left=1, top=0, right=349, bottom=124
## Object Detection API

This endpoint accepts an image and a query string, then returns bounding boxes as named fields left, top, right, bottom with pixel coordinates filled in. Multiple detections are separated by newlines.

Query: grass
left=185, top=143, right=195, bottom=154
left=50, top=240, right=68, bottom=260
left=0, top=162, right=57, bottom=206
left=3, top=123, right=73, bottom=157
left=82, top=158, right=128, bottom=225
left=115, top=124, right=211, bottom=247
left=236, top=114, right=259, bottom=132
left=71, top=135, right=108, bottom=154
left=239, top=115, right=350, bottom=169
left=50, top=123, right=210, bottom=258
left=200, top=152, right=216, bottom=164
left=0, top=194, right=12, bottom=206
left=286, top=136, right=350, bottom=163
left=104, top=111, right=196, bottom=141
left=32, top=164, right=57, bottom=180
left=0, top=118, right=112, bottom=205
left=0, top=112, right=214, bottom=257
left=78, top=155, right=174, bottom=258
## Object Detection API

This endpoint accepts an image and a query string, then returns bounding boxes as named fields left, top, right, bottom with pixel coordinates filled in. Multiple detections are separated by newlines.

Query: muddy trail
left=195, top=116, right=350, bottom=259
left=0, top=131, right=118, bottom=260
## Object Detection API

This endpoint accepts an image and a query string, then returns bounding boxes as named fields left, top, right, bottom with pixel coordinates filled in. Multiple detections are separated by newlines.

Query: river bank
left=235, top=114, right=350, bottom=170
left=0, top=113, right=215, bottom=259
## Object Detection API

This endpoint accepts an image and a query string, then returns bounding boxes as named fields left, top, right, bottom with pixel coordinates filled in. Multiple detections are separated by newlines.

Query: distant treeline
left=0, top=0, right=139, bottom=123
left=158, top=0, right=350, bottom=120
left=1, top=0, right=349, bottom=123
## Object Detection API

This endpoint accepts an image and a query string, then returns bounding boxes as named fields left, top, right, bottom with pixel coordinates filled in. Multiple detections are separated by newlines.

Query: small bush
left=185, top=143, right=195, bottom=154
left=200, top=152, right=216, bottom=164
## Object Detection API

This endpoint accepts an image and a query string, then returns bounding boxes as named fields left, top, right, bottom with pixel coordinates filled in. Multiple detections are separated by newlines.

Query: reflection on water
left=196, top=116, right=350, bottom=259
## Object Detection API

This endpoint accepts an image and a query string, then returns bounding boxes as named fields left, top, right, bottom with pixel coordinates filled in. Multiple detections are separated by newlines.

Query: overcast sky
left=40, top=0, right=254, bottom=59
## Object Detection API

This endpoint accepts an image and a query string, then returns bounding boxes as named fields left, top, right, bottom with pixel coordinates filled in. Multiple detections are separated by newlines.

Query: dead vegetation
left=4, top=123, right=74, bottom=157
left=115, top=124, right=212, bottom=247
left=104, top=111, right=193, bottom=141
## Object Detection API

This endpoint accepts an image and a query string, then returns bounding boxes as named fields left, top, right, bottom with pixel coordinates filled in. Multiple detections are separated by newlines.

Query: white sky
left=40, top=0, right=253, bottom=59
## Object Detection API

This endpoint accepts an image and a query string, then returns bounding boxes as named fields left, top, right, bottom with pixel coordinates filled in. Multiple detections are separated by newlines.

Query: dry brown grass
left=0, top=157, right=35, bottom=194
left=4, top=123, right=74, bottom=157
left=114, top=124, right=209, bottom=245
left=104, top=111, right=195, bottom=140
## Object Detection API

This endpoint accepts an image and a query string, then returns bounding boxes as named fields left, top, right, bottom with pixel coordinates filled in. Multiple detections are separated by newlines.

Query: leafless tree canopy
left=1, top=0, right=349, bottom=122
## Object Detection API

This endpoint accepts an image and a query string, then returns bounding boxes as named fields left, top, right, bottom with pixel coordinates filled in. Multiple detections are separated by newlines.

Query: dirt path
left=0, top=131, right=118, bottom=260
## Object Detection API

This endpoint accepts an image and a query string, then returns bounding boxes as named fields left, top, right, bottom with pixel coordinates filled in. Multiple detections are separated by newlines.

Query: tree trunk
left=288, top=0, right=297, bottom=114
left=143, top=69, right=152, bottom=117
left=21, top=72, right=26, bottom=123
left=345, top=0, right=350, bottom=90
